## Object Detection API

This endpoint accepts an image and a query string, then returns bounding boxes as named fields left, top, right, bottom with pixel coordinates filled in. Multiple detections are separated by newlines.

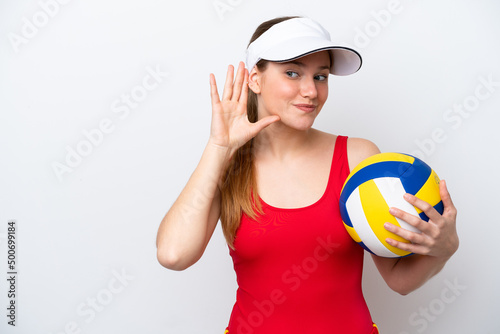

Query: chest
left=232, top=187, right=356, bottom=264
left=255, top=151, right=334, bottom=209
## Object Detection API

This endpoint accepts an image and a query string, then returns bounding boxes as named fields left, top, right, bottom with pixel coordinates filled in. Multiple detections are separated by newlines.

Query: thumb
left=251, top=115, right=281, bottom=134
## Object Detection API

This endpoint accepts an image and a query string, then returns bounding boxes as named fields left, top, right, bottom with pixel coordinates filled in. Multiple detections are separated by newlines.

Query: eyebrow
left=284, top=60, right=330, bottom=71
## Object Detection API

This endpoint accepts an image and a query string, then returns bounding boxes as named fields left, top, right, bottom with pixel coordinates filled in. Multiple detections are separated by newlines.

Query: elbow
left=156, top=247, right=193, bottom=271
left=394, top=288, right=412, bottom=296
left=387, top=281, right=419, bottom=296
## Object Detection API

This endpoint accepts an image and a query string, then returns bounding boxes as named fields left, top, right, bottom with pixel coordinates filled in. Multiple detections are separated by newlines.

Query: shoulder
left=310, top=131, right=381, bottom=169
left=346, top=137, right=381, bottom=171
left=310, top=129, right=337, bottom=150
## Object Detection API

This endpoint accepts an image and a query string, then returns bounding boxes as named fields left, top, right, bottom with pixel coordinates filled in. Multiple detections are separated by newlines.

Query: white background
left=1, top=0, right=499, bottom=333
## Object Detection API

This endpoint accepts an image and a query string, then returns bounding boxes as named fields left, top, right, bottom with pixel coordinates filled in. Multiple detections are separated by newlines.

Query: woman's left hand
left=384, top=179, right=459, bottom=259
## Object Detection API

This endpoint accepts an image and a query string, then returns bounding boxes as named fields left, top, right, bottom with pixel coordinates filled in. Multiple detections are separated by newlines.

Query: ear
left=248, top=67, right=262, bottom=94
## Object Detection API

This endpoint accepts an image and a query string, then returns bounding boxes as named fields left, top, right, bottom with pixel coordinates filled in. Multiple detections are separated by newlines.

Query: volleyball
left=339, top=153, right=443, bottom=258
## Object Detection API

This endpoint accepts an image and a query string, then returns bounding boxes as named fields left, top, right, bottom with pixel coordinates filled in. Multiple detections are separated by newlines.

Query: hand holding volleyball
left=208, top=62, right=280, bottom=155
left=339, top=153, right=458, bottom=258
left=384, top=179, right=458, bottom=259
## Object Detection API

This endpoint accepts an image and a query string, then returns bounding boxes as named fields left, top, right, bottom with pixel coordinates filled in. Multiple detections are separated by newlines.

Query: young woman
left=156, top=16, right=459, bottom=334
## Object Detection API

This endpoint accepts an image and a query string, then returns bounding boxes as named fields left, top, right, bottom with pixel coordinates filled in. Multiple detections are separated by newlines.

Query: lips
left=294, top=104, right=317, bottom=113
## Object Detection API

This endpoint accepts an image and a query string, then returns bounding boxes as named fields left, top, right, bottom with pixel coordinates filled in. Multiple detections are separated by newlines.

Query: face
left=249, top=51, right=331, bottom=131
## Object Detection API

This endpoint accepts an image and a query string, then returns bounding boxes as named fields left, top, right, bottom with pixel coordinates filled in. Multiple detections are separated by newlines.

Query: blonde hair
left=219, top=16, right=300, bottom=249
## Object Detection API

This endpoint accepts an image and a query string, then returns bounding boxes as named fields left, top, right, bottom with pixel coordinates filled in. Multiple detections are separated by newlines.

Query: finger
left=249, top=115, right=281, bottom=136
left=239, top=69, right=249, bottom=104
left=440, top=180, right=457, bottom=218
left=384, top=221, right=428, bottom=245
left=209, top=73, right=220, bottom=106
left=385, top=237, right=430, bottom=255
left=402, top=193, right=443, bottom=225
left=231, top=62, right=246, bottom=102
left=222, top=64, right=234, bottom=101
left=388, top=206, right=434, bottom=234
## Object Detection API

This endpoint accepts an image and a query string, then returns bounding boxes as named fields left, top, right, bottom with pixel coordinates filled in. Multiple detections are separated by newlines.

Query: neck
left=253, top=122, right=316, bottom=161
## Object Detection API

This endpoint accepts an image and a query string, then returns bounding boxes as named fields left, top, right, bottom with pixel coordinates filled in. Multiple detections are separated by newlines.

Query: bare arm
left=156, top=62, right=280, bottom=271
left=347, top=137, right=459, bottom=295
left=156, top=142, right=229, bottom=271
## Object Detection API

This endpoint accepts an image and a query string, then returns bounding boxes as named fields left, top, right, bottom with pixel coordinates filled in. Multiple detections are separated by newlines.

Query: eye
left=286, top=71, right=299, bottom=78
left=315, top=74, right=328, bottom=81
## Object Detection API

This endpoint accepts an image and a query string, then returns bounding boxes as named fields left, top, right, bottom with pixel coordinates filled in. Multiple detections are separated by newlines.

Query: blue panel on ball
left=339, top=201, right=353, bottom=227
left=358, top=241, right=375, bottom=255
left=418, top=211, right=430, bottom=222
left=434, top=200, right=444, bottom=215
left=340, top=161, right=412, bottom=202
left=417, top=200, right=444, bottom=222
left=399, top=158, right=432, bottom=195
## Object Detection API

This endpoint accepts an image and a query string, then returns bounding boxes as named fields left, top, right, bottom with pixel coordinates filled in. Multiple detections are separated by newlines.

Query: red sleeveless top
left=226, top=136, right=375, bottom=334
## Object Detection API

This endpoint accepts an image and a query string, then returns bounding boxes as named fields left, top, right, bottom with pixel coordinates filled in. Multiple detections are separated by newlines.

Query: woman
left=156, top=16, right=459, bottom=333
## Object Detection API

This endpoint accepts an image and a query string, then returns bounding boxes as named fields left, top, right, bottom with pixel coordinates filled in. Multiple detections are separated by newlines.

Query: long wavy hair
left=219, top=16, right=300, bottom=250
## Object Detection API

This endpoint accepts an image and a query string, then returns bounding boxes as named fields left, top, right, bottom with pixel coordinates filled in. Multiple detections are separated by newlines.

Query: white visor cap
left=246, top=17, right=362, bottom=76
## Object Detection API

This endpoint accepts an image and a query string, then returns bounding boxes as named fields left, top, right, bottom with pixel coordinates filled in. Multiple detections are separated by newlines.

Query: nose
left=299, top=76, right=318, bottom=99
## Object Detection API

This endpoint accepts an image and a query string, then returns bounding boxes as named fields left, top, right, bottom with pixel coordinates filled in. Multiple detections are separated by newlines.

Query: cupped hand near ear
left=209, top=62, right=280, bottom=155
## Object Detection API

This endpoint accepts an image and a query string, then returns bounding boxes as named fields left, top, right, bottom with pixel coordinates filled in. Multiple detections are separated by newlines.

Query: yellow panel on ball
left=358, top=179, right=411, bottom=257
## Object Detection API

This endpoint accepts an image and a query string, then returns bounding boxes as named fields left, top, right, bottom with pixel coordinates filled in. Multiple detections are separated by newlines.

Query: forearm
left=373, top=254, right=451, bottom=295
left=156, top=141, right=231, bottom=270
left=394, top=254, right=451, bottom=294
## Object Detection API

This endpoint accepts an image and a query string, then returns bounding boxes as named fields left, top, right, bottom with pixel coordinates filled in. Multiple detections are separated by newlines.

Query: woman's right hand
left=209, top=61, right=280, bottom=156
